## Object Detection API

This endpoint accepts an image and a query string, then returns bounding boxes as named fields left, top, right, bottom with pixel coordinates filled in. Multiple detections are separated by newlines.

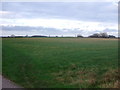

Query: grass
left=2, top=38, right=119, bottom=88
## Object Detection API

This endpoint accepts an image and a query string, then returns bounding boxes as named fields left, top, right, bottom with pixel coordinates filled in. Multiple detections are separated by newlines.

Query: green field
left=2, top=38, right=119, bottom=88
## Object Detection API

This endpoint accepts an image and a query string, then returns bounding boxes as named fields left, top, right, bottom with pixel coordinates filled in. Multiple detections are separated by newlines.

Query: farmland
left=2, top=38, right=119, bottom=88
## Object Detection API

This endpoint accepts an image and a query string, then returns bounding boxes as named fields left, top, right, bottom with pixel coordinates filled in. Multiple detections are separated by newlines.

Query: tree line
left=77, top=33, right=116, bottom=38
left=2, top=32, right=117, bottom=38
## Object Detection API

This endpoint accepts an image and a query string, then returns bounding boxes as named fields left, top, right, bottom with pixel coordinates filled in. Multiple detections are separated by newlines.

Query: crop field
left=2, top=38, right=119, bottom=88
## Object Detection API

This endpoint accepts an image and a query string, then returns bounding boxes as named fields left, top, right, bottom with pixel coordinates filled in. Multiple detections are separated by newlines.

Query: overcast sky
left=0, top=1, right=118, bottom=36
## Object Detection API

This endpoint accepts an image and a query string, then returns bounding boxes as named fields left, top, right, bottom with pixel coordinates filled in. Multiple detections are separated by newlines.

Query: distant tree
left=100, top=33, right=109, bottom=38
left=108, top=35, right=116, bottom=38
left=89, top=32, right=109, bottom=38
left=32, top=35, right=47, bottom=37
left=89, top=33, right=100, bottom=38
left=25, top=35, right=28, bottom=37
left=11, top=34, right=15, bottom=37
left=77, top=34, right=83, bottom=38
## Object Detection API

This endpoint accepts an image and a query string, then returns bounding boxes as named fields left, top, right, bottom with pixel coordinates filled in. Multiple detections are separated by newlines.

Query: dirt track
left=1, top=75, right=23, bottom=89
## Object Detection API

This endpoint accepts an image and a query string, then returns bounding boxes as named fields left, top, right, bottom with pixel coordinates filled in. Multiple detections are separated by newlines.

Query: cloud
left=0, top=11, right=12, bottom=18
left=1, top=18, right=117, bottom=30
left=2, top=25, right=37, bottom=31
left=103, top=28, right=118, bottom=32
left=1, top=2, right=118, bottom=36
left=1, top=25, right=72, bottom=36
left=2, top=2, right=118, bottom=23
left=1, top=19, right=118, bottom=36
left=0, top=11, right=11, bottom=14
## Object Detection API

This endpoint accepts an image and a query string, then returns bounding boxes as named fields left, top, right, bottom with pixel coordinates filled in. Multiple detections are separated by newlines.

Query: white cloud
left=1, top=2, right=118, bottom=37
left=1, top=18, right=118, bottom=36
left=1, top=0, right=119, bottom=2
left=0, top=11, right=10, bottom=14
left=2, top=18, right=117, bottom=30
left=0, top=11, right=12, bottom=16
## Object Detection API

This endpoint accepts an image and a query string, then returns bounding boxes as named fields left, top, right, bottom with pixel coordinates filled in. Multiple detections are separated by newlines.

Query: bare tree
left=100, top=33, right=109, bottom=38
left=89, top=32, right=109, bottom=38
